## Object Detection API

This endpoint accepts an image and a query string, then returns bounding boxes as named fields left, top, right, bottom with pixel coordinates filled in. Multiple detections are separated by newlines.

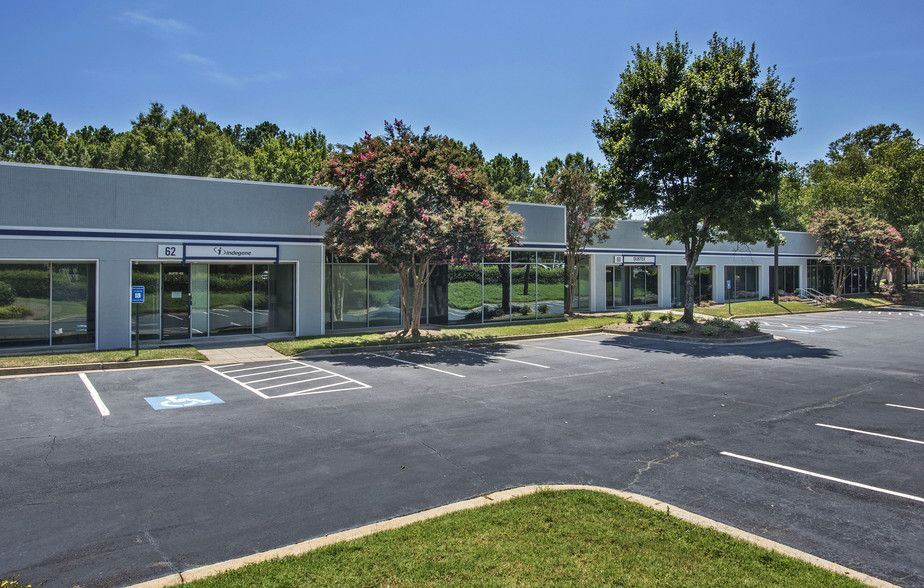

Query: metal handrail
left=796, top=287, right=835, bottom=304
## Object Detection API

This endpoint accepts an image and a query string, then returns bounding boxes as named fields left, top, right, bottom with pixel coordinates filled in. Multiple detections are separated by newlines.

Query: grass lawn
left=0, top=346, right=206, bottom=368
left=183, top=490, right=866, bottom=587
left=827, top=294, right=893, bottom=309
left=268, top=316, right=621, bottom=356
left=696, top=300, right=826, bottom=318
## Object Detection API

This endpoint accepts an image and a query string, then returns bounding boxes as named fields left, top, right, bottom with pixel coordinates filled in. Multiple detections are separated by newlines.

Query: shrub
left=702, top=323, right=720, bottom=336
left=747, top=320, right=761, bottom=332
left=519, top=305, right=533, bottom=316
left=0, top=281, right=14, bottom=306
left=669, top=321, right=690, bottom=333
left=649, top=320, right=666, bottom=331
left=0, top=305, right=33, bottom=319
left=624, top=310, right=634, bottom=324
left=658, top=313, right=671, bottom=322
left=641, top=310, right=652, bottom=321
left=635, top=316, right=644, bottom=325
left=538, top=303, right=549, bottom=314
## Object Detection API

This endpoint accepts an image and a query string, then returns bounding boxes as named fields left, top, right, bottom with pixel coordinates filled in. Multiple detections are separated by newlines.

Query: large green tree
left=593, top=33, right=797, bottom=322
left=797, top=124, right=924, bottom=288
left=312, top=121, right=523, bottom=336
left=252, top=129, right=331, bottom=185
left=483, top=153, right=536, bottom=202
left=539, top=153, right=620, bottom=314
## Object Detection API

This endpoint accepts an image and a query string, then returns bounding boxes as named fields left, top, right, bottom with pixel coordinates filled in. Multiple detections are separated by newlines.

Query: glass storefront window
left=326, top=263, right=368, bottom=330
left=190, top=265, right=209, bottom=337
left=132, top=263, right=161, bottom=340
left=671, top=266, right=714, bottom=306
left=769, top=266, right=800, bottom=296
left=255, top=264, right=294, bottom=333
left=536, top=263, right=565, bottom=318
left=483, top=264, right=510, bottom=322
left=0, top=262, right=96, bottom=349
left=368, top=265, right=401, bottom=328
left=209, top=264, right=253, bottom=336
left=574, top=259, right=590, bottom=311
left=447, top=264, right=483, bottom=325
left=511, top=251, right=536, bottom=264
left=51, top=264, right=94, bottom=345
left=606, top=265, right=657, bottom=307
left=724, top=266, right=759, bottom=300
left=0, top=263, right=51, bottom=348
left=511, top=263, right=537, bottom=321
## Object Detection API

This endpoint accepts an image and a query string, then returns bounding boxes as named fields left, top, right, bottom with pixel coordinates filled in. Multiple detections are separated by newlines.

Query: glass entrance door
left=162, top=264, right=190, bottom=339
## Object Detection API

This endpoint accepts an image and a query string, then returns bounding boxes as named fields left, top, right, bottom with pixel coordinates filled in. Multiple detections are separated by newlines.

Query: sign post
left=131, top=286, right=145, bottom=357
left=726, top=280, right=732, bottom=317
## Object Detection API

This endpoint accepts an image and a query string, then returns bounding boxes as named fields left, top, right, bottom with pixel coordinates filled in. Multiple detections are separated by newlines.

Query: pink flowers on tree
left=311, top=120, right=523, bottom=336
left=807, top=208, right=914, bottom=297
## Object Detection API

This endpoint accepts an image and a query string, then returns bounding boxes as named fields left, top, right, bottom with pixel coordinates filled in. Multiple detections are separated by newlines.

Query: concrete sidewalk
left=197, top=344, right=288, bottom=363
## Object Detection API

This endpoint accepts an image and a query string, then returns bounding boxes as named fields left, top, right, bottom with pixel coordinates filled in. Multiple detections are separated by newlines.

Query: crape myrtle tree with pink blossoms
left=806, top=208, right=914, bottom=298
left=311, top=120, right=523, bottom=337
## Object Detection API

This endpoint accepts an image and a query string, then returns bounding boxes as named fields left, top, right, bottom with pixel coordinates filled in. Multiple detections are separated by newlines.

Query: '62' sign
left=158, top=245, right=181, bottom=258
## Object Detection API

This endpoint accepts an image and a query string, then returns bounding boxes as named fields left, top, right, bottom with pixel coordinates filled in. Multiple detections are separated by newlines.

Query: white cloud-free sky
left=3, top=0, right=922, bottom=172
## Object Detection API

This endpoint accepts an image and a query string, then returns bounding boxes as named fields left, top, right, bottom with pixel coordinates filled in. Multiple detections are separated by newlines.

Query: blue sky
left=3, top=0, right=922, bottom=172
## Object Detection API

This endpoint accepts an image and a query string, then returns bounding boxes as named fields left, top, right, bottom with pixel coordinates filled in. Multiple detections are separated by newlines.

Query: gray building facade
left=0, top=162, right=822, bottom=352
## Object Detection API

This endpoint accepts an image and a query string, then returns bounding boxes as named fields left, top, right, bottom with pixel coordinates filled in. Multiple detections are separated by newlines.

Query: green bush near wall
left=450, top=265, right=565, bottom=286
left=0, top=282, right=14, bottom=306
left=0, top=268, right=90, bottom=302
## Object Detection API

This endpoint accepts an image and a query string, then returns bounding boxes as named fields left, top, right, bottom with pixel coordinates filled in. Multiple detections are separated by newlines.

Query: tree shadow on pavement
left=599, top=335, right=839, bottom=360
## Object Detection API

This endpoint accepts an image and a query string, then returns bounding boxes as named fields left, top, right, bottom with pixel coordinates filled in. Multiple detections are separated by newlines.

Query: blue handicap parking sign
left=131, top=285, right=145, bottom=303
left=145, top=392, right=224, bottom=410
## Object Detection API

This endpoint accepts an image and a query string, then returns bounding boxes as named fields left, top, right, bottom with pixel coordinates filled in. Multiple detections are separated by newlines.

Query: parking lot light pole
left=773, top=150, right=781, bottom=305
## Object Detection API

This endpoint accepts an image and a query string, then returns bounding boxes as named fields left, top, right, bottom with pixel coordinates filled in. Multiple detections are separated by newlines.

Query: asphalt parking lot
left=2, top=309, right=922, bottom=587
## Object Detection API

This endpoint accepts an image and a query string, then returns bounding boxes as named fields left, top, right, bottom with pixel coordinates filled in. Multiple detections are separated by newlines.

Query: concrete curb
left=0, top=358, right=204, bottom=377
left=293, top=328, right=608, bottom=358
left=126, top=484, right=898, bottom=588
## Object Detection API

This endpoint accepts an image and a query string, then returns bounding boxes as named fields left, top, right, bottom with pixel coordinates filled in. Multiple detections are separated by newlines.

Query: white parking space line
left=816, top=423, right=924, bottom=446
left=453, top=348, right=550, bottom=369
left=520, top=343, right=621, bottom=361
left=236, top=365, right=314, bottom=379
left=205, top=360, right=371, bottom=398
left=721, top=451, right=924, bottom=504
left=79, top=373, right=110, bottom=417
left=221, top=362, right=293, bottom=374
left=367, top=353, right=466, bottom=378
left=887, top=403, right=924, bottom=412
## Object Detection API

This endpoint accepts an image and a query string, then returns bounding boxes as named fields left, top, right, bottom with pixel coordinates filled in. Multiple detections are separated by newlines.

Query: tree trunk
left=398, top=266, right=411, bottom=335
left=683, top=250, right=697, bottom=324
left=893, top=264, right=906, bottom=292
left=564, top=252, right=580, bottom=316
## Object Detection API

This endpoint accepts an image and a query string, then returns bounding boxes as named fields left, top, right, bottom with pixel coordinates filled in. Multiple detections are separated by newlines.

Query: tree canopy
left=787, top=124, right=924, bottom=268
left=540, top=153, right=619, bottom=314
left=483, top=152, right=536, bottom=202
left=311, top=120, right=523, bottom=336
left=807, top=208, right=913, bottom=297
left=0, top=103, right=330, bottom=184
left=593, top=33, right=798, bottom=322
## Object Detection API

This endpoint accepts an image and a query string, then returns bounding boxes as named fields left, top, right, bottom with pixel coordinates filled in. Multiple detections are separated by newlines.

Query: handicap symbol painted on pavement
left=145, top=392, right=225, bottom=410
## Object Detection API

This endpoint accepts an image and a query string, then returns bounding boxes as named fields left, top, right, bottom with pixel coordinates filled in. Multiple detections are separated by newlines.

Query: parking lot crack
left=43, top=435, right=56, bottom=469
left=625, top=440, right=705, bottom=490
left=143, top=528, right=182, bottom=579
